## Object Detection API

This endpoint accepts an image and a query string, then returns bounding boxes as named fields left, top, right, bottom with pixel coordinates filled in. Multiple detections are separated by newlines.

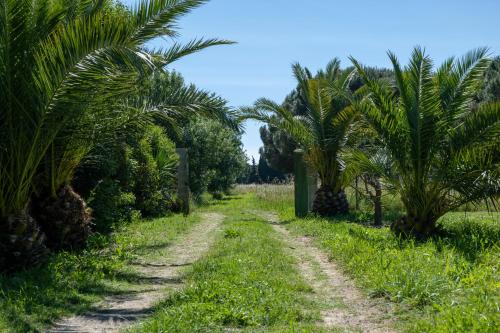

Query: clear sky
left=121, top=0, right=500, bottom=161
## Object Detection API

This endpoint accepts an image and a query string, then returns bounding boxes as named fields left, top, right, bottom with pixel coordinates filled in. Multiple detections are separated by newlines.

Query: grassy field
left=0, top=212, right=201, bottom=333
left=239, top=185, right=500, bottom=333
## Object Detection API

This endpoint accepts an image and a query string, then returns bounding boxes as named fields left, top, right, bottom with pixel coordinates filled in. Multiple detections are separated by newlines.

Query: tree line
left=1, top=0, right=499, bottom=273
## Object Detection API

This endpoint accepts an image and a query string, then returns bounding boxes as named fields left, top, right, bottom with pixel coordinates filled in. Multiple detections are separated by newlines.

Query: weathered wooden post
left=176, top=148, right=190, bottom=215
left=294, top=149, right=318, bottom=217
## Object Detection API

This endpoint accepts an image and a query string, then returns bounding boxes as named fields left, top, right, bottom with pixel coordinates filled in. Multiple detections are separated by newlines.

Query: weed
left=224, top=228, right=242, bottom=238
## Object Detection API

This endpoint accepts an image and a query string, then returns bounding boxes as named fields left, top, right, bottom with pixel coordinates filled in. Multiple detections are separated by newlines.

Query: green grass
left=130, top=197, right=325, bottom=333
left=242, top=185, right=500, bottom=333
left=0, top=213, right=200, bottom=333
left=2, top=188, right=498, bottom=332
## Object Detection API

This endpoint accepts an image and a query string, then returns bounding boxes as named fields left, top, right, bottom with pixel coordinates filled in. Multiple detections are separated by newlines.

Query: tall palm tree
left=244, top=59, right=359, bottom=216
left=0, top=0, right=232, bottom=269
left=350, top=47, right=500, bottom=237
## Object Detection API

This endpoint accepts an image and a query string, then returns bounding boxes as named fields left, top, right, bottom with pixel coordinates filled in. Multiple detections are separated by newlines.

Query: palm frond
left=131, top=0, right=206, bottom=43
left=437, top=47, right=490, bottom=121
left=449, top=101, right=500, bottom=152
left=152, top=38, right=235, bottom=67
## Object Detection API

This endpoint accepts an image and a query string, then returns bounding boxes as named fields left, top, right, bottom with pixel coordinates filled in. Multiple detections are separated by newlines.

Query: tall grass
left=236, top=183, right=496, bottom=222
left=235, top=184, right=294, bottom=212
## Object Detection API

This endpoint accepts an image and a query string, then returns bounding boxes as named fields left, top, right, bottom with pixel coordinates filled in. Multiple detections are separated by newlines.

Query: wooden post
left=176, top=148, right=190, bottom=215
left=294, top=149, right=317, bottom=217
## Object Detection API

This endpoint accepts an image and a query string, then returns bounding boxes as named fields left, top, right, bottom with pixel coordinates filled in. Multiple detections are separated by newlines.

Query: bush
left=184, top=118, right=246, bottom=198
left=87, top=179, right=139, bottom=232
left=132, top=126, right=178, bottom=216
left=74, top=125, right=178, bottom=229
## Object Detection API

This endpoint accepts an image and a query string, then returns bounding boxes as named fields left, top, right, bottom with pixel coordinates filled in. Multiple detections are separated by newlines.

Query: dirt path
left=47, top=212, right=224, bottom=333
left=252, top=210, right=396, bottom=333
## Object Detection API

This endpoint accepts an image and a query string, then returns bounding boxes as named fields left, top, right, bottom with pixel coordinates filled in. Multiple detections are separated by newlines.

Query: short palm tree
left=343, top=121, right=392, bottom=226
left=350, top=47, right=500, bottom=236
left=0, top=0, right=232, bottom=269
left=244, top=59, right=358, bottom=216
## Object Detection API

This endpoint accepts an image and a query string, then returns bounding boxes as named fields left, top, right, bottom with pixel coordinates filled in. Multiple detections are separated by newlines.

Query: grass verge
left=244, top=186, right=499, bottom=333
left=0, top=212, right=200, bottom=333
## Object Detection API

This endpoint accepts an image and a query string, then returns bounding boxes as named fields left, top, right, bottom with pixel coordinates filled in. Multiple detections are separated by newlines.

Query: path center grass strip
left=131, top=200, right=322, bottom=333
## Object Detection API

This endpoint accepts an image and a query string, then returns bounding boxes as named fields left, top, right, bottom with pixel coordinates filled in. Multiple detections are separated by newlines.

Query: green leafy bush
left=87, top=179, right=139, bottom=232
left=184, top=118, right=246, bottom=198
left=75, top=125, right=178, bottom=228
left=133, top=126, right=178, bottom=216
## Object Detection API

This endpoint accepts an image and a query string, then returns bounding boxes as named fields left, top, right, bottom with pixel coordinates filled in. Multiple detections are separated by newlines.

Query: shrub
left=132, top=126, right=178, bottom=216
left=75, top=125, right=178, bottom=229
left=184, top=118, right=246, bottom=198
left=87, top=179, right=139, bottom=232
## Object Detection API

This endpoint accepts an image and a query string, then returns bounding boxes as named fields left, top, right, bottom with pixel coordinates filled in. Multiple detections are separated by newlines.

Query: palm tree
left=341, top=117, right=386, bottom=225
left=344, top=147, right=394, bottom=226
left=244, top=59, right=359, bottom=216
left=0, top=0, right=232, bottom=269
left=350, top=47, right=500, bottom=237
left=32, top=69, right=238, bottom=250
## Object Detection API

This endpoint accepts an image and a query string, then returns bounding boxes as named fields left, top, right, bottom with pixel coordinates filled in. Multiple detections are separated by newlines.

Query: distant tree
left=237, top=163, right=251, bottom=184
left=258, top=89, right=305, bottom=174
left=257, top=156, right=286, bottom=183
left=478, top=56, right=500, bottom=103
left=184, top=118, right=247, bottom=198
left=259, top=125, right=297, bottom=174
left=248, top=157, right=261, bottom=184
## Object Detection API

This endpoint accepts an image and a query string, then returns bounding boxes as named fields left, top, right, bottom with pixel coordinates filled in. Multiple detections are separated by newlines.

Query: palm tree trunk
left=30, top=185, right=92, bottom=250
left=0, top=207, right=49, bottom=272
left=363, top=176, right=383, bottom=226
left=355, top=176, right=360, bottom=211
left=373, top=186, right=382, bottom=226
left=390, top=214, right=438, bottom=237
left=312, top=185, right=349, bottom=216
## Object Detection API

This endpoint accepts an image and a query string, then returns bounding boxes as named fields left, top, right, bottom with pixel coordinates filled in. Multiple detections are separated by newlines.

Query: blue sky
left=121, top=0, right=500, bottom=161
